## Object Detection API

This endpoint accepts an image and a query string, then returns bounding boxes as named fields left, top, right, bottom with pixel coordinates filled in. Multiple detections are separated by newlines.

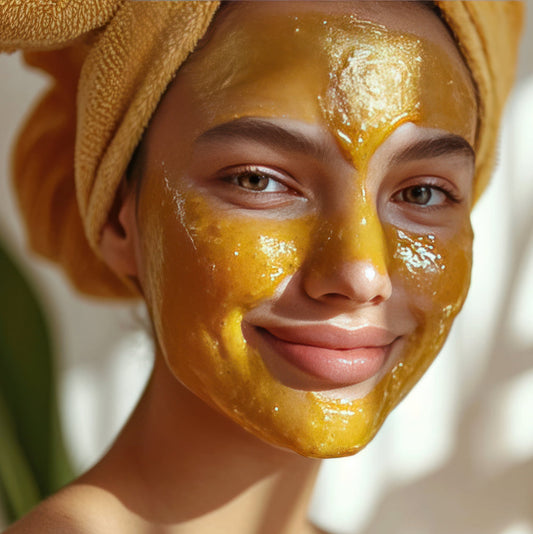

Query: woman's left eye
left=395, top=184, right=456, bottom=207
left=225, top=167, right=289, bottom=193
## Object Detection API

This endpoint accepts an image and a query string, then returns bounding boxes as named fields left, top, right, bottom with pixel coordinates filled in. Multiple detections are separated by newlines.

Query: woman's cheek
left=162, top=191, right=311, bottom=310
left=141, top=187, right=312, bottom=377
left=382, top=222, right=474, bottom=400
left=389, top=223, right=473, bottom=317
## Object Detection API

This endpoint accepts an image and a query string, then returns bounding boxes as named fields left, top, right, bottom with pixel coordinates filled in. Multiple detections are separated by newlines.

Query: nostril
left=368, top=294, right=385, bottom=306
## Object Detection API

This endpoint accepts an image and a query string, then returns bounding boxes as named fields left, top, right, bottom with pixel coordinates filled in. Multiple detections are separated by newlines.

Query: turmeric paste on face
left=135, top=7, right=476, bottom=457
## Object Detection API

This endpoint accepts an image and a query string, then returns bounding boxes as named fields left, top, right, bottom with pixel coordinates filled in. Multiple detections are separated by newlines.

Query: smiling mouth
left=244, top=323, right=399, bottom=389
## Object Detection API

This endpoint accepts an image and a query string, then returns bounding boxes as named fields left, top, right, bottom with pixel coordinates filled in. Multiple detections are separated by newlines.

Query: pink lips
left=247, top=323, right=397, bottom=387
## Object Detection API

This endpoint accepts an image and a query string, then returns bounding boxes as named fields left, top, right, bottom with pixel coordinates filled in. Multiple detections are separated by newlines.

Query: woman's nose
left=302, top=210, right=392, bottom=306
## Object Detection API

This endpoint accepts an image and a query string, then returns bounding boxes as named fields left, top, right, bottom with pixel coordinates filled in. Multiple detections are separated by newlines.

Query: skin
left=6, top=2, right=477, bottom=533
left=125, top=1, right=476, bottom=458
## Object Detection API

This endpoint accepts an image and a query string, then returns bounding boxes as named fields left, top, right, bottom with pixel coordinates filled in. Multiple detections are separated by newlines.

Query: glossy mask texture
left=319, top=17, right=475, bottom=167
left=137, top=6, right=476, bottom=457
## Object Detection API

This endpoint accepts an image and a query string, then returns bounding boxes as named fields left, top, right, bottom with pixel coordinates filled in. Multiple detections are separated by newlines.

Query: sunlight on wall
left=61, top=328, right=153, bottom=472
left=507, top=81, right=533, bottom=351
left=501, top=521, right=533, bottom=534
left=511, top=243, right=533, bottom=348
left=500, top=371, right=533, bottom=465
left=478, top=369, right=533, bottom=475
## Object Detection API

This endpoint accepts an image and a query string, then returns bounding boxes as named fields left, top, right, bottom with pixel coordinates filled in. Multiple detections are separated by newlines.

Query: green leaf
left=0, top=241, right=74, bottom=522
left=0, top=390, right=40, bottom=518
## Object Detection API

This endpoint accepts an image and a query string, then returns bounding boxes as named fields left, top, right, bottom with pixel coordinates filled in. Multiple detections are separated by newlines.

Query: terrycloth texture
left=1, top=1, right=524, bottom=298
left=435, top=1, right=525, bottom=202
left=0, top=0, right=123, bottom=51
left=5, top=1, right=220, bottom=297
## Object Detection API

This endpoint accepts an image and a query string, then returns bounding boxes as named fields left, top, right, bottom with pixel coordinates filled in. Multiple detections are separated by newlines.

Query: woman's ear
left=100, top=179, right=139, bottom=280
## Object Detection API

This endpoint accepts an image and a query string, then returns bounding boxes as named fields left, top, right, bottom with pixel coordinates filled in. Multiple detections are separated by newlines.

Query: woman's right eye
left=204, top=164, right=307, bottom=211
left=223, top=166, right=290, bottom=193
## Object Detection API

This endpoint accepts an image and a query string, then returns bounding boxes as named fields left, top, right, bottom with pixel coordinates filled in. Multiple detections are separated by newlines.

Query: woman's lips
left=245, top=323, right=398, bottom=388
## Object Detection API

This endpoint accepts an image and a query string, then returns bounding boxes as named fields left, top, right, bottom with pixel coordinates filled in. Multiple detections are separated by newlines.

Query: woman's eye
left=207, top=165, right=304, bottom=210
left=397, top=185, right=450, bottom=207
left=227, top=168, right=289, bottom=193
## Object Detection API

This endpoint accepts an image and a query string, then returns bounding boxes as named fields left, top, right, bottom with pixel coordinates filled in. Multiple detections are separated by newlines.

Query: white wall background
left=1, top=5, right=532, bottom=532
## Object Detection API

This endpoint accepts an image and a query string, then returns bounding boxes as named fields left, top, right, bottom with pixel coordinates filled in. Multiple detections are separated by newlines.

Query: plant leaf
left=0, top=241, right=74, bottom=523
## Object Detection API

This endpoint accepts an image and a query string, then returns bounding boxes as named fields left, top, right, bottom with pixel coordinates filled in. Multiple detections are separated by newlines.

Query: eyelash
left=215, top=165, right=463, bottom=214
left=221, top=165, right=294, bottom=194
left=394, top=179, right=462, bottom=208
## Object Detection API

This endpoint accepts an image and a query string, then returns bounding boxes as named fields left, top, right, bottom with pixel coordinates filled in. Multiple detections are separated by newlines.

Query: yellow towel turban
left=0, top=1, right=524, bottom=298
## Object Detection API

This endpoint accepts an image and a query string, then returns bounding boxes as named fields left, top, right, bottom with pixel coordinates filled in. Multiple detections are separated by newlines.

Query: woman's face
left=130, top=1, right=477, bottom=457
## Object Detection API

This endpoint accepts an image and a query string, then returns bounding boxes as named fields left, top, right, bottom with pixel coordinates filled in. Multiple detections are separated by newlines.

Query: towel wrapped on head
left=0, top=1, right=524, bottom=298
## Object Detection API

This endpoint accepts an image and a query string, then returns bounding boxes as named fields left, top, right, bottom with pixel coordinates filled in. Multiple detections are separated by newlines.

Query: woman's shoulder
left=3, top=484, right=132, bottom=534
left=4, top=485, right=333, bottom=534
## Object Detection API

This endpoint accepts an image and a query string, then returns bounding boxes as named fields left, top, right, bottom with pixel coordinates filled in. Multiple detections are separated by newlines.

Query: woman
left=1, top=1, right=523, bottom=533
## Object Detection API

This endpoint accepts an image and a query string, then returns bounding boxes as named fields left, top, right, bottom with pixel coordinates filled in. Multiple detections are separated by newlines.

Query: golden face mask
left=134, top=3, right=477, bottom=457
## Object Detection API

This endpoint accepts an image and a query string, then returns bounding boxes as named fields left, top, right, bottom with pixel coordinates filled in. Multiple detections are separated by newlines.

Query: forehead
left=189, top=0, right=474, bottom=91
left=149, top=1, right=476, bottom=166
left=212, top=1, right=457, bottom=45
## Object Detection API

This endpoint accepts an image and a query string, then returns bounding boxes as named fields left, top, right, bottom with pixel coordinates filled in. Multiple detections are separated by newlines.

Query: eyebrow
left=195, top=117, right=329, bottom=161
left=196, top=117, right=475, bottom=168
left=388, top=135, right=475, bottom=167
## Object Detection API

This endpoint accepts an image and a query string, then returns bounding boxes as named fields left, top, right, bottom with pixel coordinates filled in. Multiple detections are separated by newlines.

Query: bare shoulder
left=3, top=484, right=133, bottom=534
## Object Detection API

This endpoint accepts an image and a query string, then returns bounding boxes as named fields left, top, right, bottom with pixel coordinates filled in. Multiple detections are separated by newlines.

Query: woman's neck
left=80, top=355, right=321, bottom=533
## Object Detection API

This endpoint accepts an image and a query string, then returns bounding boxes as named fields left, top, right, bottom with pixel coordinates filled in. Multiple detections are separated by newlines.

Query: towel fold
left=0, top=0, right=124, bottom=51
left=436, top=1, right=525, bottom=201
left=1, top=1, right=524, bottom=297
